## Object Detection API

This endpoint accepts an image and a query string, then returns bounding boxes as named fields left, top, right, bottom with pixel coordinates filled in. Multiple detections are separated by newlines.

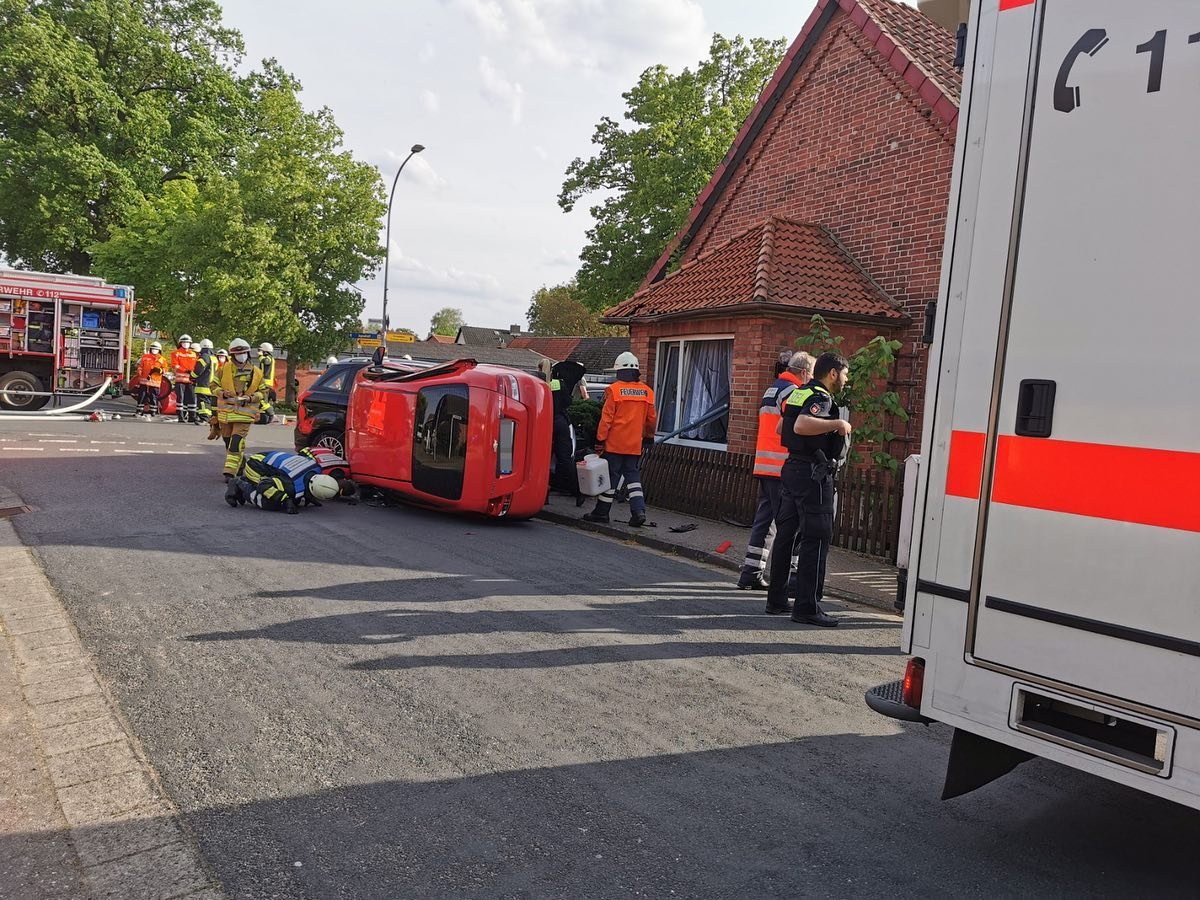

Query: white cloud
left=532, top=144, right=549, bottom=161
left=457, top=0, right=508, bottom=39
left=478, top=56, right=524, bottom=124
left=406, top=155, right=448, bottom=191
left=419, top=89, right=440, bottom=114
left=418, top=41, right=436, bottom=63
left=389, top=247, right=503, bottom=298
left=453, top=0, right=708, bottom=75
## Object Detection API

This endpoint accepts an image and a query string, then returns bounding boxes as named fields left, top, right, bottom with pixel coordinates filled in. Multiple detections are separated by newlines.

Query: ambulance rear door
left=967, top=0, right=1200, bottom=722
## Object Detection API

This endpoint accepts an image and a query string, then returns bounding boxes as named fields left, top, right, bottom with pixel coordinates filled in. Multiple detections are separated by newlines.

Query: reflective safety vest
left=752, top=372, right=803, bottom=478
left=193, top=353, right=214, bottom=393
left=245, top=450, right=321, bottom=498
left=259, top=354, right=276, bottom=389
left=170, top=348, right=198, bottom=383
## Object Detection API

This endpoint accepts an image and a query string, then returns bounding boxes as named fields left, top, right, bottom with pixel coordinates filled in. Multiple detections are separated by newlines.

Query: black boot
left=582, top=501, right=611, bottom=524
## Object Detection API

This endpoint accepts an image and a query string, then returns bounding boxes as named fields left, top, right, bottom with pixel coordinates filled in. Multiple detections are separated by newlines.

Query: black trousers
left=766, top=459, right=834, bottom=614
left=551, top=413, right=579, bottom=496
left=175, top=382, right=196, bottom=421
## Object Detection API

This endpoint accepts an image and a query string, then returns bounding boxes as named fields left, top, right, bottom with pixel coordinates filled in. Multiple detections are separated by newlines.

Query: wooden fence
left=640, top=443, right=904, bottom=562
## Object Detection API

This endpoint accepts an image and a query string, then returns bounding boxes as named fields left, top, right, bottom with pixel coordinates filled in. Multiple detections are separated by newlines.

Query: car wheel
left=312, top=429, right=346, bottom=458
left=0, top=371, right=49, bottom=410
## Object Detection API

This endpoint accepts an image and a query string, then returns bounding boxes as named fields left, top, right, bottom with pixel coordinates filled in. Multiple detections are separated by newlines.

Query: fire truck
left=0, top=269, right=135, bottom=410
left=867, top=0, right=1200, bottom=810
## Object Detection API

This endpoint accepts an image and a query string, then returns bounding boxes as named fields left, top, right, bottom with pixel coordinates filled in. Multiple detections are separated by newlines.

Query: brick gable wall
left=657, top=9, right=955, bottom=455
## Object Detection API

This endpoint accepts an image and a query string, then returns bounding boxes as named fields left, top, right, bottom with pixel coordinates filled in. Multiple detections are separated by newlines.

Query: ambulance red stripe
left=998, top=0, right=1036, bottom=10
left=945, top=430, right=1200, bottom=533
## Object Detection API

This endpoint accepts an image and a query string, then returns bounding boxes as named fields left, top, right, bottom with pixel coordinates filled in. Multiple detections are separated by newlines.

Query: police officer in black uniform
left=765, top=352, right=852, bottom=626
left=549, top=360, right=586, bottom=506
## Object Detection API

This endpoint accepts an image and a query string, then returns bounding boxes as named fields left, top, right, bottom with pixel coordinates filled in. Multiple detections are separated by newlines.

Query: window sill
left=655, top=437, right=729, bottom=452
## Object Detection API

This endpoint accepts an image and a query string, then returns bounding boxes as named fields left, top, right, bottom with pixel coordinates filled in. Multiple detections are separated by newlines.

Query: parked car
left=293, top=358, right=373, bottom=456
left=346, top=359, right=553, bottom=519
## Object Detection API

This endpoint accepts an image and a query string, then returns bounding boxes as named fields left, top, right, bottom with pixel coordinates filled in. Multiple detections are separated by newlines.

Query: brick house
left=603, top=0, right=960, bottom=467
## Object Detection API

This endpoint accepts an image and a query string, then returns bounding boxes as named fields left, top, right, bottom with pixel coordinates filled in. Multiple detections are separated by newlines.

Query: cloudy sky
left=214, top=1, right=914, bottom=336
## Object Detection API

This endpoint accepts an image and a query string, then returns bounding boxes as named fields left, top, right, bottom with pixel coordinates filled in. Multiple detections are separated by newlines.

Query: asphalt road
left=1, top=415, right=1197, bottom=898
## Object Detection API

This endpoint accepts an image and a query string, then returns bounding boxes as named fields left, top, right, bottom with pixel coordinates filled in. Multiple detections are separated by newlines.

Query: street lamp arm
left=381, top=143, right=425, bottom=336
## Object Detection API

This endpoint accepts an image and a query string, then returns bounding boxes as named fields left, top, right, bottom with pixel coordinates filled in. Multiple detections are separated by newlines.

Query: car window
left=412, top=384, right=469, bottom=500
left=315, top=368, right=350, bottom=393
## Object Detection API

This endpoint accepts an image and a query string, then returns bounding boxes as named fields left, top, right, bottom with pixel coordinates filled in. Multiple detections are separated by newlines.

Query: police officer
left=765, top=352, right=852, bottom=626
left=738, top=350, right=812, bottom=590
left=549, top=360, right=586, bottom=505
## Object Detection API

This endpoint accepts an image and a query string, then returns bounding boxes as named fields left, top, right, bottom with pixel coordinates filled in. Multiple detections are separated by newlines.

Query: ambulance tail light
left=902, top=657, right=926, bottom=710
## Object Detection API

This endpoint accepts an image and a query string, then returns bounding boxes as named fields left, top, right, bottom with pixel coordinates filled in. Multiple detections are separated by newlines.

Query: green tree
left=429, top=307, right=463, bottom=337
left=795, top=315, right=909, bottom=471
left=559, top=34, right=786, bottom=312
left=0, top=0, right=245, bottom=272
left=92, top=67, right=386, bottom=366
left=526, top=282, right=624, bottom=336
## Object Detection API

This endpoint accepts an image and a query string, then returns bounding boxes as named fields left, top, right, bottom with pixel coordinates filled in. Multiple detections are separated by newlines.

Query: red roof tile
left=640, top=0, right=961, bottom=292
left=605, top=217, right=905, bottom=323
left=506, top=337, right=582, bottom=361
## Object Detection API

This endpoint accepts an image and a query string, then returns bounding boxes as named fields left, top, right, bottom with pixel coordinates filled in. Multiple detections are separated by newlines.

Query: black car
left=293, top=360, right=370, bottom=457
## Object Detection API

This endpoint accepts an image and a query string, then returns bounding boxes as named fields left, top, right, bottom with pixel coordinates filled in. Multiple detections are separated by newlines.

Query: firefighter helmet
left=199, top=338, right=214, bottom=350
left=308, top=474, right=340, bottom=500
left=259, top=342, right=274, bottom=355
left=149, top=341, right=162, bottom=353
left=612, top=351, right=640, bottom=371
left=177, top=334, right=192, bottom=345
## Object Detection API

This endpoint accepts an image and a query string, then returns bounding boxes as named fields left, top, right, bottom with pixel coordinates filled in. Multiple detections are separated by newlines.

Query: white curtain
left=680, top=340, right=731, bottom=442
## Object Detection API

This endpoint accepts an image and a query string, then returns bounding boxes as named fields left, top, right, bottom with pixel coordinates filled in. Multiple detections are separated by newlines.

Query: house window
left=654, top=337, right=733, bottom=448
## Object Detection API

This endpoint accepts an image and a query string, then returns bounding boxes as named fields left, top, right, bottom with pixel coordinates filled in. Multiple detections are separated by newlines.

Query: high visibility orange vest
left=752, top=372, right=803, bottom=478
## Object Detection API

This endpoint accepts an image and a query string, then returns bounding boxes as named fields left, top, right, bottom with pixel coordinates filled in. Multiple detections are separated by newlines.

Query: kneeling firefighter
left=225, top=448, right=358, bottom=513
left=214, top=338, right=264, bottom=481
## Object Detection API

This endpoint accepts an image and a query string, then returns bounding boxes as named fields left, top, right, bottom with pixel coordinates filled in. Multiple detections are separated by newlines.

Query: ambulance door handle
left=1015, top=380, right=1056, bottom=438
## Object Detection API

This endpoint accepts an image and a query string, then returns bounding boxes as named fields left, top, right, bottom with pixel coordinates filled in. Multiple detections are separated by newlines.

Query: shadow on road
left=6, top=734, right=1198, bottom=899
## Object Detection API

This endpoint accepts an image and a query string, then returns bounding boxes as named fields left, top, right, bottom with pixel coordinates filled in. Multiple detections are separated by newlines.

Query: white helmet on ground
left=612, top=351, right=640, bottom=371
left=308, top=474, right=340, bottom=500
left=259, top=342, right=274, bottom=355
left=326, top=356, right=338, bottom=366
left=199, top=338, right=214, bottom=350
left=149, top=341, right=162, bottom=352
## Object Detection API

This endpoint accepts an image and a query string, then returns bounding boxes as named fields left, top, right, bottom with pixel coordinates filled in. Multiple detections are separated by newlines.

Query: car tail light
left=487, top=494, right=513, bottom=517
left=497, top=418, right=515, bottom=476
left=902, top=658, right=926, bottom=710
left=496, top=373, right=520, bottom=402
left=297, top=393, right=312, bottom=434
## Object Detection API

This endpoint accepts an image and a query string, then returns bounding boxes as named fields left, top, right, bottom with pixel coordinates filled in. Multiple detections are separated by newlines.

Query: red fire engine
left=0, top=269, right=135, bottom=410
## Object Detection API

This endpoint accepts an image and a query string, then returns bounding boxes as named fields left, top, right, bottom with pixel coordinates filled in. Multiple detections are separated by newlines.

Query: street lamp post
left=381, top=143, right=425, bottom=341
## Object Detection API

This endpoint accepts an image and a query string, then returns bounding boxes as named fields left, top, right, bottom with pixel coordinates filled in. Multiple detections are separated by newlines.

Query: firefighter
left=549, top=360, right=586, bottom=506
left=326, top=356, right=338, bottom=366
left=207, top=348, right=229, bottom=439
left=192, top=339, right=216, bottom=423
left=765, top=352, right=852, bottom=626
left=225, top=449, right=356, bottom=513
left=582, top=352, right=656, bottom=527
left=739, top=350, right=813, bottom=594
left=136, top=341, right=169, bottom=418
left=215, top=338, right=265, bottom=482
left=170, top=334, right=199, bottom=424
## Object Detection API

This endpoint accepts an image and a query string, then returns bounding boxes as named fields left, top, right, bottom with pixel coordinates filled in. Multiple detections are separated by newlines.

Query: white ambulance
left=867, top=0, right=1200, bottom=810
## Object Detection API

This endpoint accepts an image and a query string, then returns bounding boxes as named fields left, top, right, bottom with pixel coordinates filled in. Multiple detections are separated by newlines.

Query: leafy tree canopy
left=559, top=34, right=785, bottom=312
left=429, top=307, right=463, bottom=337
left=526, top=282, right=623, bottom=336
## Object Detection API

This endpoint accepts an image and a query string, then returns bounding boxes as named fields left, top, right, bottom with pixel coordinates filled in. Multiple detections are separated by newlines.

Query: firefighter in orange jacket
left=739, top=350, right=813, bottom=594
left=136, top=342, right=169, bottom=418
left=582, top=352, right=656, bottom=527
left=170, top=334, right=200, bottom=424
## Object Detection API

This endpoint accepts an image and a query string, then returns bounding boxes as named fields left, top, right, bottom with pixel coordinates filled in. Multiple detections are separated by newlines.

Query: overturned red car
left=345, top=359, right=552, bottom=519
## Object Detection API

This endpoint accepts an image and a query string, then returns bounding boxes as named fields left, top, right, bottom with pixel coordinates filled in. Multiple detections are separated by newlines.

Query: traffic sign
left=385, top=331, right=415, bottom=343
left=349, top=331, right=379, bottom=340
left=356, top=338, right=382, bottom=348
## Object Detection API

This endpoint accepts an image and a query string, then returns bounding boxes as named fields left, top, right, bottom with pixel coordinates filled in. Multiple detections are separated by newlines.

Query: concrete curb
left=0, top=499, right=224, bottom=900
left=534, top=508, right=893, bottom=612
